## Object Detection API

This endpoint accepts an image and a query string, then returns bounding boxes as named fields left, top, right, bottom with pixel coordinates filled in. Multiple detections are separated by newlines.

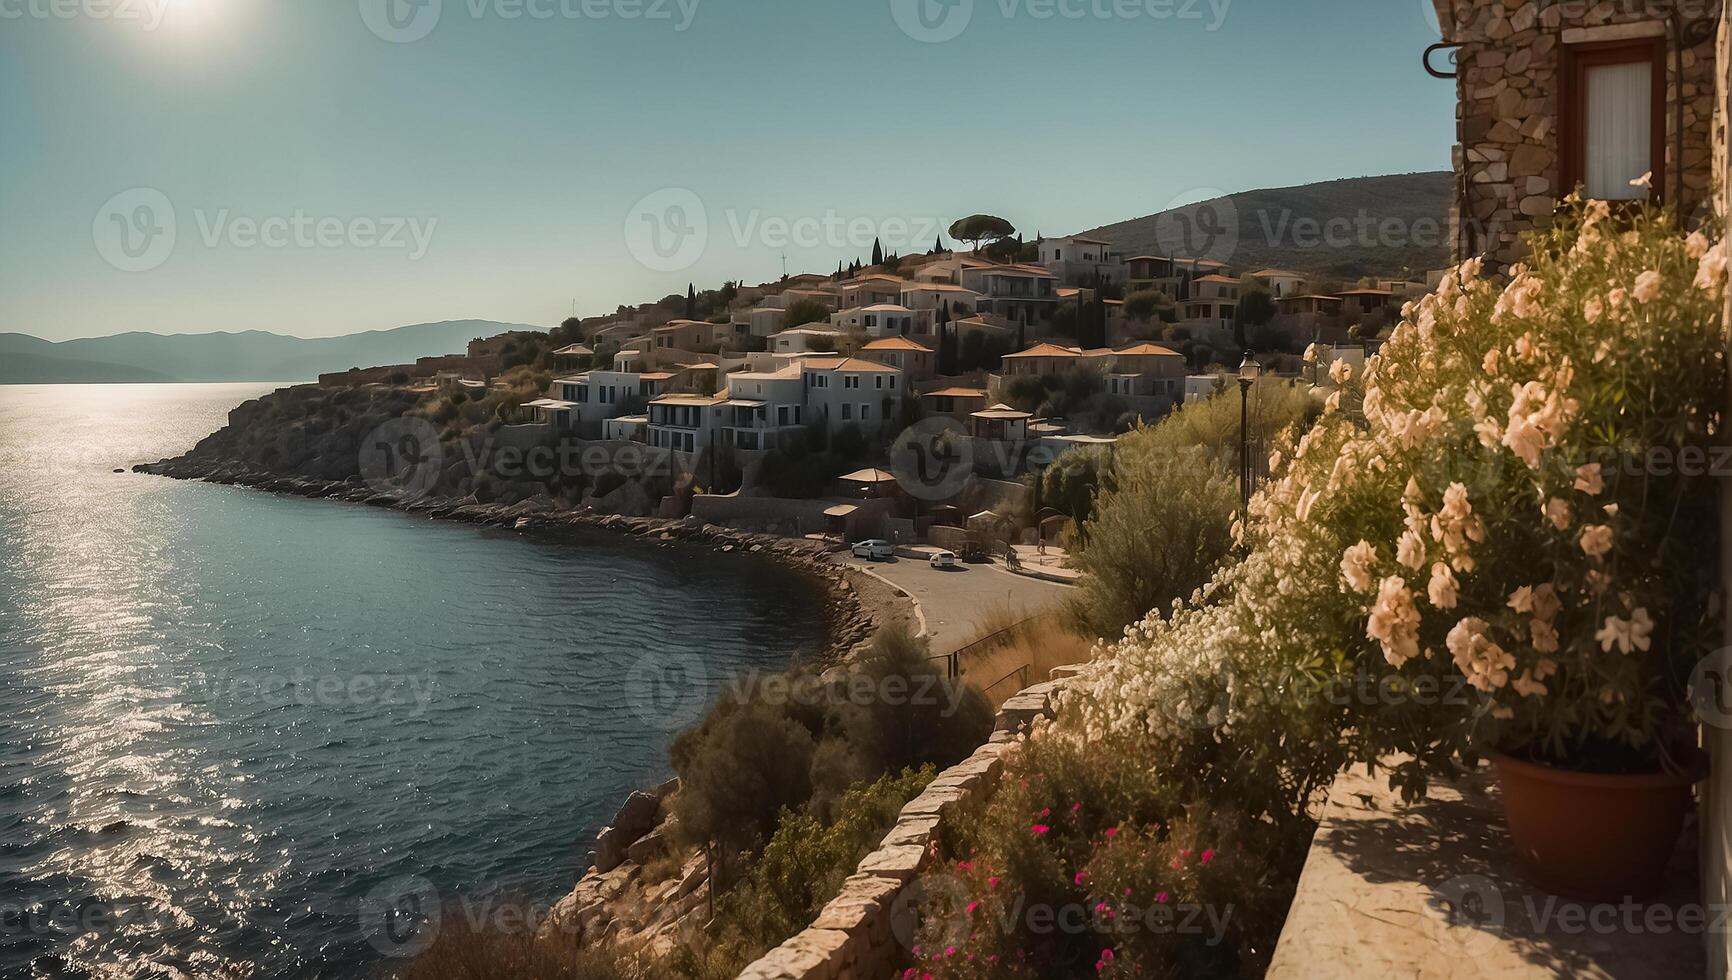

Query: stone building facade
left=1432, top=0, right=1721, bottom=269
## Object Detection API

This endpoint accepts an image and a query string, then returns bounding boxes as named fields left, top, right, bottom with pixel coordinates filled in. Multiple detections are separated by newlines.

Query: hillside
left=1081, top=172, right=1453, bottom=283
left=0, top=320, right=545, bottom=384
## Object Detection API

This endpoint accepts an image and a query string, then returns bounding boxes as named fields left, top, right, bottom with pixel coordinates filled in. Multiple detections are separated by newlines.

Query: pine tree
left=871, top=238, right=884, bottom=267
left=685, top=283, right=696, bottom=319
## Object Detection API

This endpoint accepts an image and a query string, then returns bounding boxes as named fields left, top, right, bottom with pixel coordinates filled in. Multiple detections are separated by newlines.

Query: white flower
left=1340, top=541, right=1377, bottom=594
left=1324, top=390, right=1342, bottom=415
left=1583, top=296, right=1604, bottom=323
left=1595, top=609, right=1654, bottom=655
left=1329, top=359, right=1353, bottom=385
left=1482, top=348, right=1502, bottom=375
left=1630, top=171, right=1653, bottom=189
left=1579, top=524, right=1614, bottom=559
left=1574, top=463, right=1604, bottom=496
left=1303, top=343, right=1321, bottom=363
left=1688, top=231, right=1711, bottom=259
left=1294, top=489, right=1321, bottom=523
left=1427, top=562, right=1459, bottom=609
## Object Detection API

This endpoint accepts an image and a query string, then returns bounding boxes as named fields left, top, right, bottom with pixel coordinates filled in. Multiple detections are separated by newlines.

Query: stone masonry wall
left=733, top=674, right=1081, bottom=980
left=1436, top=0, right=1721, bottom=270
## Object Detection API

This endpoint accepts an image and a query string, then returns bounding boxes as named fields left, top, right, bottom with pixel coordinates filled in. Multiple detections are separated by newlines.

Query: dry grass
left=389, top=916, right=653, bottom=980
left=955, top=604, right=1097, bottom=707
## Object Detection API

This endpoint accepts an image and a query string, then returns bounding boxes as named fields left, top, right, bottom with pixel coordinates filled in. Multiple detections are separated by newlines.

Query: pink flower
left=1039, top=808, right=1051, bottom=817
left=1072, top=803, right=1082, bottom=813
left=1201, top=848, right=1217, bottom=865
left=988, top=876, right=1000, bottom=889
left=1031, top=825, right=1050, bottom=835
left=1104, top=828, right=1118, bottom=839
left=1156, top=891, right=1170, bottom=904
left=965, top=901, right=979, bottom=915
left=1074, top=872, right=1089, bottom=885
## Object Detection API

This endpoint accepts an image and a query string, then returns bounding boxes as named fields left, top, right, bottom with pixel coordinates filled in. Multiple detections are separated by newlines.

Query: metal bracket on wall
left=1424, top=42, right=1463, bottom=80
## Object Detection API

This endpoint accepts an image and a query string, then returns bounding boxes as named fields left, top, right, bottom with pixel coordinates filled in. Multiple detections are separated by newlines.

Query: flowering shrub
left=1066, top=200, right=1724, bottom=798
left=907, top=735, right=1298, bottom=979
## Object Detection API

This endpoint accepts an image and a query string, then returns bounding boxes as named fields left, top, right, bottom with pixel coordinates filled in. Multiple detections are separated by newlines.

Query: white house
left=1250, top=268, right=1308, bottom=298
left=1039, top=236, right=1124, bottom=285
left=841, top=275, right=905, bottom=309
left=797, top=356, right=905, bottom=436
left=721, top=365, right=807, bottom=452
left=770, top=326, right=846, bottom=354
left=958, top=264, right=1059, bottom=325
left=645, top=392, right=729, bottom=454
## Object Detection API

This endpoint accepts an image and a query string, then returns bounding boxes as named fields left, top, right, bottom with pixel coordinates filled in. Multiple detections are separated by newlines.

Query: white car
left=929, top=551, right=958, bottom=569
left=851, top=539, right=895, bottom=560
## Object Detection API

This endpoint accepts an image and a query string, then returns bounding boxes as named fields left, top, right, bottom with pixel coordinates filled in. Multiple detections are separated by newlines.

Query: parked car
left=851, top=539, right=895, bottom=560
left=929, top=551, right=959, bottom=569
left=959, top=541, right=991, bottom=564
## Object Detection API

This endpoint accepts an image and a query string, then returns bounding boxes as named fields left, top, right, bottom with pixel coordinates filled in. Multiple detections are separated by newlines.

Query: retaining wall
left=734, top=676, right=1078, bottom=980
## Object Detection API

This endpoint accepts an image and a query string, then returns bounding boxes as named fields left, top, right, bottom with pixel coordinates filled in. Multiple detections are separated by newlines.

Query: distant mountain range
left=0, top=320, right=545, bottom=385
left=1080, top=172, right=1454, bottom=283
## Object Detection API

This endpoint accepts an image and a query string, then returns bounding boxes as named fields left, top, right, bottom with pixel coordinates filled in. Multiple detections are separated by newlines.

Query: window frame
left=1559, top=36, right=1666, bottom=203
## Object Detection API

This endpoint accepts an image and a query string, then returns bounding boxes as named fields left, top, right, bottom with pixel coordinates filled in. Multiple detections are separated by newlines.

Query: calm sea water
left=0, top=384, right=830, bottom=979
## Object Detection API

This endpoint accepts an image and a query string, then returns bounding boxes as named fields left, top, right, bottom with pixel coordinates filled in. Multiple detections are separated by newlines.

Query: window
left=841, top=403, right=853, bottom=420
left=874, top=376, right=884, bottom=389
left=861, top=404, right=871, bottom=420
left=1562, top=38, right=1664, bottom=201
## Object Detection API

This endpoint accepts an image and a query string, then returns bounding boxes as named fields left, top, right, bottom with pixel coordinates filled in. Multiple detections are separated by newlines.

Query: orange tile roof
left=1002, top=343, right=1082, bottom=359
left=1195, top=274, right=1239, bottom=284
left=1251, top=268, right=1303, bottom=278
left=1113, top=342, right=1185, bottom=357
left=923, top=387, right=989, bottom=398
left=862, top=337, right=934, bottom=351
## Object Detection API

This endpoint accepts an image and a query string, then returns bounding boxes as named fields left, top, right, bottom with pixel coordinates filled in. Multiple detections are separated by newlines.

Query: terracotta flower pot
left=1490, top=750, right=1704, bottom=902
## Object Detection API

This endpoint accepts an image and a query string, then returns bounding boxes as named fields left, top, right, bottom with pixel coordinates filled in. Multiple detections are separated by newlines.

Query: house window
left=861, top=404, right=871, bottom=420
left=841, top=403, right=853, bottom=420
left=1562, top=39, right=1664, bottom=201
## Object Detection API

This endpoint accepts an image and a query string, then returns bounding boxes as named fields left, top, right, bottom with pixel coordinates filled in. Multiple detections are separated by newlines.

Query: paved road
left=840, top=554, right=1072, bottom=655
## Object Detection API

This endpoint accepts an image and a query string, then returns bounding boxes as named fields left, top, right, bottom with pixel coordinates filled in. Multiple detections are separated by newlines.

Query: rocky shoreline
left=134, top=453, right=881, bottom=663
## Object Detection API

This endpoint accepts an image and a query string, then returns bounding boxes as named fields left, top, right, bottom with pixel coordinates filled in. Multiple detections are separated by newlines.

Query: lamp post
left=1238, top=351, right=1261, bottom=514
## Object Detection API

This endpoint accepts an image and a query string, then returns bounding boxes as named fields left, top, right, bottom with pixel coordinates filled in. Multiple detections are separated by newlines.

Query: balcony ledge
left=1268, top=761, right=1703, bottom=979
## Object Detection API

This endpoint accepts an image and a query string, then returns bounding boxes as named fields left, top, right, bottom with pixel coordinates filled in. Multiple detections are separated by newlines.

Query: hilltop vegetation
left=1082, top=172, right=1452, bottom=281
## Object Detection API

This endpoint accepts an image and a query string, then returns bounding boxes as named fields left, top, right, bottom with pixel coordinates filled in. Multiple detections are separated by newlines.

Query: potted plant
left=1301, top=199, right=1725, bottom=900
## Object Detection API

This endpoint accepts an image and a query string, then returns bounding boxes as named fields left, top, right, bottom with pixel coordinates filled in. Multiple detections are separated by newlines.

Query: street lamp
left=1238, top=351, right=1261, bottom=514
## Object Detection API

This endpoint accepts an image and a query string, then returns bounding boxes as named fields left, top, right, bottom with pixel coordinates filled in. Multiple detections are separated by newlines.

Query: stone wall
left=1436, top=0, right=1721, bottom=270
left=734, top=675, right=1079, bottom=980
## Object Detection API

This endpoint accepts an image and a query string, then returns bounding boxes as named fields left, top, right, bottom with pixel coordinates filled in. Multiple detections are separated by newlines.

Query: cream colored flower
left=1502, top=415, right=1545, bottom=469
left=1329, top=359, right=1353, bottom=385
left=1608, top=287, right=1628, bottom=309
left=1697, top=241, right=1728, bottom=291
left=1396, top=530, right=1427, bottom=571
left=1543, top=497, right=1572, bottom=531
left=1474, top=416, right=1503, bottom=449
left=1512, top=670, right=1548, bottom=698
left=1340, top=541, right=1378, bottom=594
left=1324, top=390, right=1342, bottom=415
left=1428, top=562, right=1459, bottom=609
left=1595, top=610, right=1654, bottom=655
left=1579, top=524, right=1614, bottom=559
left=1507, top=586, right=1535, bottom=614
left=1574, top=463, right=1604, bottom=496
left=1583, top=295, right=1604, bottom=324
left=1447, top=617, right=1515, bottom=692
left=1530, top=619, right=1559, bottom=654
left=1632, top=270, right=1662, bottom=303
left=1630, top=171, right=1653, bottom=189
left=1483, top=348, right=1502, bottom=375
left=1688, top=231, right=1711, bottom=259
left=1303, top=343, right=1322, bottom=363
left=1367, top=576, right=1421, bottom=667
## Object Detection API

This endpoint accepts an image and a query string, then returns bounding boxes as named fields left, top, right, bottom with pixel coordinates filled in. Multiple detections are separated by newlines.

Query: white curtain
left=1584, top=60, right=1653, bottom=200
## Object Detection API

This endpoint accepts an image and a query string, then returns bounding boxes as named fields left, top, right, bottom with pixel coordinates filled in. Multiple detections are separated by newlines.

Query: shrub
left=909, top=735, right=1305, bottom=979
left=395, top=915, right=653, bottom=980
left=681, top=768, right=936, bottom=977
left=834, top=627, right=994, bottom=778
left=670, top=701, right=817, bottom=858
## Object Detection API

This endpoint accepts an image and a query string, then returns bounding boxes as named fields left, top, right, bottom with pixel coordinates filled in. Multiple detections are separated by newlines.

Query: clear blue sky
left=0, top=0, right=1453, bottom=341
